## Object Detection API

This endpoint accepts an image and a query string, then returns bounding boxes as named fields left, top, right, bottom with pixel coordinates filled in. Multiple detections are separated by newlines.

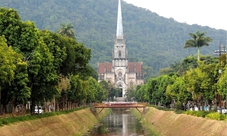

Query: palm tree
left=58, top=23, right=75, bottom=39
left=184, top=31, right=212, bottom=61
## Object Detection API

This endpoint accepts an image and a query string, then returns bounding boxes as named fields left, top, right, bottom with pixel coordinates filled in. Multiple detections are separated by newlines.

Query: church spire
left=116, top=0, right=123, bottom=38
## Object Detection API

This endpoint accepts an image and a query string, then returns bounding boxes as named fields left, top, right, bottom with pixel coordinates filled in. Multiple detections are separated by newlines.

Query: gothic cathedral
left=98, top=0, right=144, bottom=98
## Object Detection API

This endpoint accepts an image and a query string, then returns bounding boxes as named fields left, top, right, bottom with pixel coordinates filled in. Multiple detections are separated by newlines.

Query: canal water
left=89, top=109, right=152, bottom=136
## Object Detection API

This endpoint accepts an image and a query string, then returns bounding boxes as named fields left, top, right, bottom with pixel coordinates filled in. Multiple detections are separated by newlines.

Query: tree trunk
left=0, top=91, right=2, bottom=115
left=30, top=98, right=35, bottom=115
left=197, top=48, right=200, bottom=61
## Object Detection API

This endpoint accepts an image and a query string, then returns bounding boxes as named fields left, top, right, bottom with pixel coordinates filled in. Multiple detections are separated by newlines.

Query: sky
left=123, top=0, right=227, bottom=31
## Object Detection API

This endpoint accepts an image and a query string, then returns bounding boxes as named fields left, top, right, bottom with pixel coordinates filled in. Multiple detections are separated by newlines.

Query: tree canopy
left=0, top=8, right=105, bottom=115
left=184, top=31, right=213, bottom=61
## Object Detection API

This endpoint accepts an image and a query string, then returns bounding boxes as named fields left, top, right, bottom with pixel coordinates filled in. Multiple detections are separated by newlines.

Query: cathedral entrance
left=117, top=84, right=123, bottom=97
left=118, top=88, right=123, bottom=97
left=115, top=82, right=126, bottom=101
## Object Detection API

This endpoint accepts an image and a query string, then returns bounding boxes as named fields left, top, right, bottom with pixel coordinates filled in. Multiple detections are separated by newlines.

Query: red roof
left=98, top=62, right=112, bottom=74
left=128, top=62, right=143, bottom=73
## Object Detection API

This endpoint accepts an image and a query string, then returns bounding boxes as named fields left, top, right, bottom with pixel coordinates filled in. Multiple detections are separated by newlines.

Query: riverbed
left=90, top=109, right=152, bottom=136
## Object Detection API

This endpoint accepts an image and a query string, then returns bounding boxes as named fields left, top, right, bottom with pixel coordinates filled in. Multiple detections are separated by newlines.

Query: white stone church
left=98, top=0, right=144, bottom=97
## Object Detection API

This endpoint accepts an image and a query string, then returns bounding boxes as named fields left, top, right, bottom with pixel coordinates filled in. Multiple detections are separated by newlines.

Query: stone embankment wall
left=136, top=107, right=227, bottom=136
left=0, top=108, right=109, bottom=136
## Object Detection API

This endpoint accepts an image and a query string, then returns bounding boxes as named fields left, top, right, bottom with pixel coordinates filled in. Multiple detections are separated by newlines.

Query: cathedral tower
left=98, top=0, right=144, bottom=99
left=112, top=0, right=128, bottom=97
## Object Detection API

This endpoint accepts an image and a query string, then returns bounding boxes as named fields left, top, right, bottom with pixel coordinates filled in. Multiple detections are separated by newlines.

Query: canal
left=89, top=109, right=153, bottom=136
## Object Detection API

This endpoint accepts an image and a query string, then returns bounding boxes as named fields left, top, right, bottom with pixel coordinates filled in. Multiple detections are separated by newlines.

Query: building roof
left=128, top=62, right=143, bottom=74
left=98, top=62, right=112, bottom=74
left=98, top=62, right=143, bottom=74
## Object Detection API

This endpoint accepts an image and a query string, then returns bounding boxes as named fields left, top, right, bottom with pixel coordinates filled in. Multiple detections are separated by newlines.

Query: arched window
left=118, top=50, right=121, bottom=57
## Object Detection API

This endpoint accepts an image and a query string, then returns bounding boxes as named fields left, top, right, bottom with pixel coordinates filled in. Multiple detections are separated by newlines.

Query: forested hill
left=1, top=0, right=226, bottom=77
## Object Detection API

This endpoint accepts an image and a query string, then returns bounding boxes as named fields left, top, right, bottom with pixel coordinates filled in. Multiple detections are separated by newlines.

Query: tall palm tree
left=184, top=31, right=212, bottom=61
left=58, top=23, right=75, bottom=39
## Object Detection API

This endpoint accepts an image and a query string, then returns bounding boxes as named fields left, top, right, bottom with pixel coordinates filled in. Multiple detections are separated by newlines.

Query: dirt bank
left=0, top=108, right=109, bottom=136
left=137, top=107, right=227, bottom=136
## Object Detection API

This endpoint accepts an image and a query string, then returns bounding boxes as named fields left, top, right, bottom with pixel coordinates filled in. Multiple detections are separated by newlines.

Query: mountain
left=1, top=0, right=226, bottom=79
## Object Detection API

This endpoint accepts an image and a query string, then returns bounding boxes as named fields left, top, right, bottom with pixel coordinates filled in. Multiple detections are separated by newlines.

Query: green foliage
left=152, top=105, right=172, bottom=111
left=151, top=105, right=184, bottom=114
left=174, top=109, right=185, bottom=114
left=0, top=0, right=225, bottom=78
left=144, top=75, right=173, bottom=105
left=0, top=36, right=17, bottom=108
left=0, top=7, right=102, bottom=115
left=205, top=112, right=227, bottom=120
left=166, top=76, right=191, bottom=105
left=0, top=36, right=17, bottom=84
left=135, top=85, right=148, bottom=102
left=184, top=31, right=213, bottom=61
left=135, top=53, right=222, bottom=112
left=0, top=8, right=39, bottom=55
left=125, top=87, right=136, bottom=101
left=68, top=75, right=84, bottom=104
left=58, top=23, right=75, bottom=39
left=216, top=65, right=227, bottom=100
left=39, top=30, right=67, bottom=75
left=183, top=61, right=216, bottom=103
left=1, top=3, right=227, bottom=120
left=184, top=110, right=210, bottom=118
left=60, top=37, right=91, bottom=77
left=29, top=40, right=58, bottom=104
left=7, top=61, right=31, bottom=105
left=0, top=106, right=87, bottom=126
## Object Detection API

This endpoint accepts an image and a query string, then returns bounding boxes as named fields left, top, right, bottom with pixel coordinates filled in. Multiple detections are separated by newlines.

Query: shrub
left=174, top=109, right=184, bottom=114
left=2, top=119, right=9, bottom=125
left=184, top=110, right=210, bottom=118
left=205, top=112, right=227, bottom=120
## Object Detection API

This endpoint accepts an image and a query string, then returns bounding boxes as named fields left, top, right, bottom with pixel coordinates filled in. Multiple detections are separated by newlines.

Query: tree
left=0, top=36, right=20, bottom=114
left=216, top=65, right=227, bottom=108
left=135, top=85, right=148, bottom=102
left=166, top=76, right=191, bottom=109
left=58, top=23, right=75, bottom=39
left=183, top=62, right=214, bottom=110
left=40, top=30, right=67, bottom=76
left=68, top=75, right=84, bottom=106
left=0, top=8, right=39, bottom=55
left=29, top=40, right=58, bottom=114
left=184, top=31, right=212, bottom=61
left=2, top=60, right=31, bottom=114
left=145, top=75, right=173, bottom=106
left=125, top=87, right=136, bottom=101
left=60, top=38, right=91, bottom=77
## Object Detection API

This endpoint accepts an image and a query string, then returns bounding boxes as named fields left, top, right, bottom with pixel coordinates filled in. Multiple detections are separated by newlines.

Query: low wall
left=0, top=108, right=110, bottom=136
left=134, top=107, right=227, bottom=136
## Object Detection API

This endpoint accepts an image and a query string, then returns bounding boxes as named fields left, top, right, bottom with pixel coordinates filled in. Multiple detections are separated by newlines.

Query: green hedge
left=205, top=112, right=227, bottom=120
left=184, top=110, right=227, bottom=120
left=184, top=110, right=209, bottom=118
left=0, top=107, right=86, bottom=126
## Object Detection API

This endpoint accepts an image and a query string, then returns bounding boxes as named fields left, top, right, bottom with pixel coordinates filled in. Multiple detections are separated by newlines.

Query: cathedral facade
left=98, top=0, right=144, bottom=97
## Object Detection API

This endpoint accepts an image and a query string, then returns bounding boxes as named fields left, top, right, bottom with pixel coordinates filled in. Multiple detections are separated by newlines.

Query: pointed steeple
left=116, top=0, right=123, bottom=38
